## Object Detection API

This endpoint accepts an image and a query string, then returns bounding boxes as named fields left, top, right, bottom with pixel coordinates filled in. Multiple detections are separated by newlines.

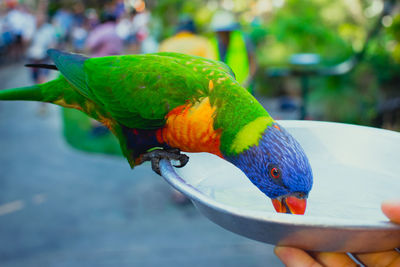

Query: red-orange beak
left=271, top=195, right=307, bottom=215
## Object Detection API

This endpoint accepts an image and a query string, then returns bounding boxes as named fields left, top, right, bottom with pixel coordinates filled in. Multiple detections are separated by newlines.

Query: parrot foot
left=142, top=148, right=189, bottom=175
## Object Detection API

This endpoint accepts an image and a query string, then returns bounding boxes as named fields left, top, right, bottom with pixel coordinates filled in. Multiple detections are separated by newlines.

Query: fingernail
left=274, top=246, right=291, bottom=260
left=381, top=199, right=400, bottom=224
left=274, top=246, right=283, bottom=256
left=274, top=246, right=286, bottom=262
left=382, top=199, right=400, bottom=205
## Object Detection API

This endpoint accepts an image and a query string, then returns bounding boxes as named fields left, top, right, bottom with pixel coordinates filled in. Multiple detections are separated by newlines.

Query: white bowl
left=159, top=120, right=400, bottom=252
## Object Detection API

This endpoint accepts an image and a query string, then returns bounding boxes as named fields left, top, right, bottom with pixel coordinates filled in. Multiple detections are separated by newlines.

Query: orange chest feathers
left=156, top=97, right=223, bottom=158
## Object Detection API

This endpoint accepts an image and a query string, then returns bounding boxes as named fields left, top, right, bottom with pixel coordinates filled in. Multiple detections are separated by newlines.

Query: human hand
left=274, top=200, right=400, bottom=267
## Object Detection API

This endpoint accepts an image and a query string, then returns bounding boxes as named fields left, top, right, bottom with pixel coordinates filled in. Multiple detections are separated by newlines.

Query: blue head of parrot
left=227, top=124, right=313, bottom=214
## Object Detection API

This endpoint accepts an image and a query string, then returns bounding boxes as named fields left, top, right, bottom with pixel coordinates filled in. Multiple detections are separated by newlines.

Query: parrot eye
left=268, top=164, right=281, bottom=179
left=267, top=164, right=286, bottom=188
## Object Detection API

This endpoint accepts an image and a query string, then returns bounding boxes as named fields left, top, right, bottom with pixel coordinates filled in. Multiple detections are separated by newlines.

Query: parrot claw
left=142, top=148, right=189, bottom=175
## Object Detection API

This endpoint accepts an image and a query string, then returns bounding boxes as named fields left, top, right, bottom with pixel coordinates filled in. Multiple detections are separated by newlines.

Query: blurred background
left=0, top=0, right=399, bottom=266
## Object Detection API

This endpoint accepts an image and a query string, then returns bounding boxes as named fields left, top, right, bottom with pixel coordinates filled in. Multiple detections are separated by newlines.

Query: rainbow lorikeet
left=0, top=49, right=313, bottom=214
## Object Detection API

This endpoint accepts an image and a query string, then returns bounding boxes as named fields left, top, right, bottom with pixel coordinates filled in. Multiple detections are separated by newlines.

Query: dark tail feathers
left=24, top=63, right=58, bottom=70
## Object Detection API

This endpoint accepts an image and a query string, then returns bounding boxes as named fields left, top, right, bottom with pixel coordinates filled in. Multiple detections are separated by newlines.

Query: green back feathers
left=84, top=54, right=202, bottom=129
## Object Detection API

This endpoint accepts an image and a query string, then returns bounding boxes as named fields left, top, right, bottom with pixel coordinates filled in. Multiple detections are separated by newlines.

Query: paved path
left=0, top=64, right=284, bottom=266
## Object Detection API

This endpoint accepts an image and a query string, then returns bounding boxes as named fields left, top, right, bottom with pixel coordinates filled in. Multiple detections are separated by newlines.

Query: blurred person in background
left=210, top=10, right=257, bottom=93
left=113, top=0, right=125, bottom=20
left=116, top=7, right=157, bottom=55
left=159, top=15, right=214, bottom=59
left=132, top=9, right=158, bottom=54
left=71, top=18, right=88, bottom=53
left=52, top=7, right=73, bottom=49
left=70, top=5, right=89, bottom=54
left=116, top=9, right=136, bottom=51
left=4, top=2, right=35, bottom=61
left=71, top=3, right=86, bottom=31
left=85, top=12, right=123, bottom=57
left=86, top=8, right=100, bottom=30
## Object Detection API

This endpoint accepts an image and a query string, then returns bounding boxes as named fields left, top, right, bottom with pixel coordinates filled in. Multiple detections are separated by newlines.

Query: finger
left=381, top=200, right=400, bottom=224
left=274, top=246, right=322, bottom=267
left=311, top=252, right=357, bottom=267
left=357, top=251, right=400, bottom=267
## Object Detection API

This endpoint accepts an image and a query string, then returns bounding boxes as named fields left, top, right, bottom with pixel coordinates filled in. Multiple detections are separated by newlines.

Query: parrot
left=0, top=49, right=313, bottom=214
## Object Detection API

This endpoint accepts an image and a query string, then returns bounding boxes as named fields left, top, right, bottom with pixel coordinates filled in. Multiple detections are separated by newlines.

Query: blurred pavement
left=0, top=63, right=284, bottom=266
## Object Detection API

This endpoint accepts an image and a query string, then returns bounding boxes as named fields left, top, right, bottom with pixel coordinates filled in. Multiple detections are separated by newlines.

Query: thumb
left=381, top=200, right=400, bottom=224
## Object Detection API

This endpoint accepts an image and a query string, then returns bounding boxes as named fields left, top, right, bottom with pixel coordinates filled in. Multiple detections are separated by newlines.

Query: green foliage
left=387, top=14, right=400, bottom=63
left=257, top=0, right=357, bottom=67
left=248, top=0, right=400, bottom=125
left=308, top=67, right=379, bottom=125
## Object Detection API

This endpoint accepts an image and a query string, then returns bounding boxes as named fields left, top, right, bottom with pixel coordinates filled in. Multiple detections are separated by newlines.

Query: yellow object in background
left=159, top=32, right=216, bottom=59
